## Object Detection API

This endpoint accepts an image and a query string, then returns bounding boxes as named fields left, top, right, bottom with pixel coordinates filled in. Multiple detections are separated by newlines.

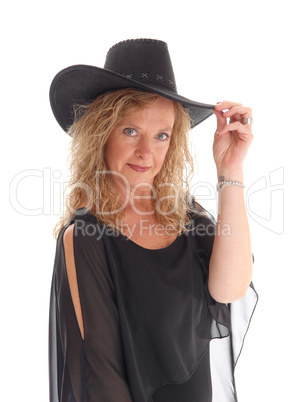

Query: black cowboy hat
left=49, top=38, right=215, bottom=134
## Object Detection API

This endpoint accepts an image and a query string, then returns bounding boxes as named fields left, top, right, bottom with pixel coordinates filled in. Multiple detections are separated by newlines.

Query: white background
left=2, top=0, right=292, bottom=401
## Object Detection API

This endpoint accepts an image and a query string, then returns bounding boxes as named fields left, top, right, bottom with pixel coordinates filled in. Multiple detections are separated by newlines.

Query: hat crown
left=50, top=38, right=214, bottom=133
left=104, top=39, right=177, bottom=92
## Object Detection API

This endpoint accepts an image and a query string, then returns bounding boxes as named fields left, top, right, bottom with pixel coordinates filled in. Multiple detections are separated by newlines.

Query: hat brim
left=50, top=65, right=215, bottom=133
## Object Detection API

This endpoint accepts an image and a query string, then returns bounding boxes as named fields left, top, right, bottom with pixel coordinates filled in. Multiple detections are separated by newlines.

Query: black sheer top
left=49, top=202, right=258, bottom=401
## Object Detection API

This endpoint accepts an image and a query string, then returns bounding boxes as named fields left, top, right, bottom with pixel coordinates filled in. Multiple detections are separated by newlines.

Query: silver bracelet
left=216, top=175, right=245, bottom=192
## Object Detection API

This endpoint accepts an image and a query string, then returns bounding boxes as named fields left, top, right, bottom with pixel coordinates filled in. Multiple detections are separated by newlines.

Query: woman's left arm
left=208, top=100, right=254, bottom=303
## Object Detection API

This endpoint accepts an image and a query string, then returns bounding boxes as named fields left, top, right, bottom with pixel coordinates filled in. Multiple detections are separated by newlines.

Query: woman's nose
left=134, top=137, right=152, bottom=159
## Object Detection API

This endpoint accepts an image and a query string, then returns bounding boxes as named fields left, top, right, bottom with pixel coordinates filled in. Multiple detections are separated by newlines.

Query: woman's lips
left=127, top=164, right=150, bottom=172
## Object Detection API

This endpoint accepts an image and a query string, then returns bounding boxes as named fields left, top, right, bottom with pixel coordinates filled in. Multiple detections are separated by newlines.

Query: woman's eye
left=156, top=133, right=169, bottom=141
left=123, top=128, right=137, bottom=136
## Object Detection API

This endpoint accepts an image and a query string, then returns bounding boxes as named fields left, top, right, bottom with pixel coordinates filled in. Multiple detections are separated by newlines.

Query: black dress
left=49, top=202, right=258, bottom=402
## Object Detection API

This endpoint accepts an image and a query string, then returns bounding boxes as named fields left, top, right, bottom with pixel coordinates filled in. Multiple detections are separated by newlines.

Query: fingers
left=214, top=101, right=253, bottom=128
left=215, top=101, right=251, bottom=115
left=223, top=106, right=252, bottom=119
left=215, top=100, right=242, bottom=110
left=212, top=109, right=226, bottom=123
left=212, top=109, right=227, bottom=133
left=216, top=120, right=253, bottom=137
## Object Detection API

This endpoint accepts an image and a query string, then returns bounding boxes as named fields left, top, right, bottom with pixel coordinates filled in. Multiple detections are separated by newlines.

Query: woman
left=49, top=39, right=258, bottom=402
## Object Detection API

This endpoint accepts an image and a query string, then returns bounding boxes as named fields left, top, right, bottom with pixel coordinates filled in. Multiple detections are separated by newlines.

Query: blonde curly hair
left=53, top=88, right=195, bottom=240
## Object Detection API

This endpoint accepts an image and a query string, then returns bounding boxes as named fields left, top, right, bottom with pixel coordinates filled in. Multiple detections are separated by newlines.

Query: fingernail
left=217, top=102, right=223, bottom=105
left=216, top=128, right=223, bottom=133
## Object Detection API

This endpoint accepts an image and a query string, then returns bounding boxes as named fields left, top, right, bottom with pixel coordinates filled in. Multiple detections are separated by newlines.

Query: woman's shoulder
left=61, top=209, right=110, bottom=273
left=60, top=208, right=104, bottom=250
left=186, top=195, right=216, bottom=226
left=72, top=207, right=100, bottom=223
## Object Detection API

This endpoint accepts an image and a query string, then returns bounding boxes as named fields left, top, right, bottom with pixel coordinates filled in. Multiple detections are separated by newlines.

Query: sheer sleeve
left=190, top=199, right=255, bottom=270
left=49, top=216, right=133, bottom=402
left=189, top=199, right=258, bottom=400
left=189, top=200, right=216, bottom=259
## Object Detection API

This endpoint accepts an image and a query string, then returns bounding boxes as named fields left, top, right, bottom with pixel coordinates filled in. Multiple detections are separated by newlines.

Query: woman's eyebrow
left=159, top=127, right=173, bottom=133
left=117, top=123, right=173, bottom=133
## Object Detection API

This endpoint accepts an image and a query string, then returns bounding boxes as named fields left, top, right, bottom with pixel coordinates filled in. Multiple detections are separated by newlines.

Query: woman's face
left=105, top=97, right=175, bottom=194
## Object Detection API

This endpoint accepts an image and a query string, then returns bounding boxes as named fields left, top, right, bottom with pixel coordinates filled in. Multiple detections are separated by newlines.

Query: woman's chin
left=111, top=174, right=155, bottom=195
